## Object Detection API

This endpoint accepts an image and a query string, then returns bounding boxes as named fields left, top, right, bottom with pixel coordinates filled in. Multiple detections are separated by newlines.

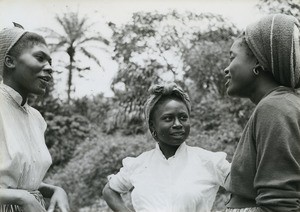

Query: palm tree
left=40, top=11, right=109, bottom=103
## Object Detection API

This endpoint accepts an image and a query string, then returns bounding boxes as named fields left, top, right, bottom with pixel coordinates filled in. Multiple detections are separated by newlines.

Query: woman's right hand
left=0, top=188, right=46, bottom=211
left=19, top=190, right=47, bottom=212
left=102, top=183, right=134, bottom=212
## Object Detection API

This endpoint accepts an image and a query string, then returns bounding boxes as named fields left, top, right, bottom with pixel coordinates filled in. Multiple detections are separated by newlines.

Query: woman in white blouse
left=0, top=24, right=69, bottom=211
left=103, top=82, right=231, bottom=212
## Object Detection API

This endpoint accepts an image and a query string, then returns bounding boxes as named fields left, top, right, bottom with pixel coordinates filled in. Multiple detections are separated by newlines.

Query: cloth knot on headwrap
left=144, top=82, right=191, bottom=132
left=0, top=24, right=27, bottom=77
left=245, top=14, right=300, bottom=88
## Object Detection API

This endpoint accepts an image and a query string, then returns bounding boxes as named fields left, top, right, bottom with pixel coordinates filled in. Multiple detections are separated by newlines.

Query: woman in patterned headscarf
left=0, top=24, right=69, bottom=212
left=103, top=82, right=231, bottom=212
left=224, top=14, right=300, bottom=212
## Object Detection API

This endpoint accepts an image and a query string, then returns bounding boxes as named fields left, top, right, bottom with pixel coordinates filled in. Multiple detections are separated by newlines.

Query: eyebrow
left=161, top=111, right=188, bottom=116
left=34, top=51, right=52, bottom=65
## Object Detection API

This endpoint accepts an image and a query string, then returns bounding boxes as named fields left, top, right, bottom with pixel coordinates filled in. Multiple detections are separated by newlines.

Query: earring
left=152, top=131, right=157, bottom=139
left=253, top=68, right=259, bottom=75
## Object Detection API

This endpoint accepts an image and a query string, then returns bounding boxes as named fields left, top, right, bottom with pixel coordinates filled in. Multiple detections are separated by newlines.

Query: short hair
left=3, top=32, right=47, bottom=73
left=8, top=32, right=47, bottom=58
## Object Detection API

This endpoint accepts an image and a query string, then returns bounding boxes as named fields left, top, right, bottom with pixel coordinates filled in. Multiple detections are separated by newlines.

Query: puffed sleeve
left=213, top=152, right=231, bottom=188
left=254, top=100, right=300, bottom=211
left=108, top=157, right=137, bottom=194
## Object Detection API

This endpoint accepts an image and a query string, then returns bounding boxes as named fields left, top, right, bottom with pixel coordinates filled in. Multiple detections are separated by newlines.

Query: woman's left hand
left=47, top=187, right=70, bottom=212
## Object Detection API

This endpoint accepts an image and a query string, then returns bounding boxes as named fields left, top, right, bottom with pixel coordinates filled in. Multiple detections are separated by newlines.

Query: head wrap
left=144, top=82, right=191, bottom=133
left=245, top=14, right=300, bottom=88
left=0, top=24, right=27, bottom=77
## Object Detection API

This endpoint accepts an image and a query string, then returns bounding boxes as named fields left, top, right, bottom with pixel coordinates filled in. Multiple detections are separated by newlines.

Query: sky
left=0, top=0, right=262, bottom=99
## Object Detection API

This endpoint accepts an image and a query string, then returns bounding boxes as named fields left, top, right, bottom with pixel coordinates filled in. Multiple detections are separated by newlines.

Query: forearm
left=0, top=188, right=30, bottom=205
left=38, top=182, right=58, bottom=198
left=40, top=182, right=70, bottom=212
left=102, top=183, right=132, bottom=212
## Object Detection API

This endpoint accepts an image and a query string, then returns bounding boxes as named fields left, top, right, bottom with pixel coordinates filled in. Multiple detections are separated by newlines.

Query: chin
left=31, top=88, right=46, bottom=96
left=226, top=87, right=239, bottom=97
left=171, top=139, right=185, bottom=146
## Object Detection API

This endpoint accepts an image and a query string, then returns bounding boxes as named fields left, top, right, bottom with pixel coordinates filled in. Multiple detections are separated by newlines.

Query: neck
left=3, top=79, right=28, bottom=105
left=158, top=142, right=181, bottom=159
left=249, top=74, right=280, bottom=105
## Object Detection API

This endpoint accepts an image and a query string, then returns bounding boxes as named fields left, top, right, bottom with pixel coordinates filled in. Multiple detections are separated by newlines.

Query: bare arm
left=102, top=183, right=133, bottom=212
left=0, top=188, right=46, bottom=212
left=39, top=182, right=70, bottom=212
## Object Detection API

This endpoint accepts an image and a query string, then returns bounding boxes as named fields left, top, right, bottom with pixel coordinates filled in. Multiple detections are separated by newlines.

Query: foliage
left=46, top=128, right=237, bottom=212
left=30, top=4, right=300, bottom=211
left=71, top=94, right=114, bottom=132
left=40, top=11, right=109, bottom=103
left=256, top=0, right=300, bottom=21
left=109, top=10, right=240, bottom=135
left=45, top=132, right=155, bottom=211
left=30, top=85, right=93, bottom=171
left=44, top=112, right=91, bottom=168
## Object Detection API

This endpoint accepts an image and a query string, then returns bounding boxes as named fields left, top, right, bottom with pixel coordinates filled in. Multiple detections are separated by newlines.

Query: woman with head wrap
left=0, top=24, right=69, bottom=212
left=102, top=82, right=231, bottom=212
left=224, top=14, right=300, bottom=212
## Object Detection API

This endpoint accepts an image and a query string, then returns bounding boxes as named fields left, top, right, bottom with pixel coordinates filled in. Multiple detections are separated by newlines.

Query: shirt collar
left=0, top=83, right=26, bottom=106
left=155, top=142, right=187, bottom=160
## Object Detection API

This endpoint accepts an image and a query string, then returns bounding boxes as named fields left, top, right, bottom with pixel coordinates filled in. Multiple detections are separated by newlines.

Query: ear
left=254, top=61, right=264, bottom=71
left=149, top=121, right=155, bottom=133
left=4, top=55, right=16, bottom=69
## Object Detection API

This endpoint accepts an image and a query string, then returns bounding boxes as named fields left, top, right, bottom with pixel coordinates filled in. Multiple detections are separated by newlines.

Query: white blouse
left=109, top=142, right=230, bottom=212
left=0, top=84, right=52, bottom=190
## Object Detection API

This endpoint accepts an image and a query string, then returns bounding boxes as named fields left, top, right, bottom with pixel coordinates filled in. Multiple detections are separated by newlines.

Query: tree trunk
left=67, top=45, right=75, bottom=104
left=67, top=58, right=72, bottom=104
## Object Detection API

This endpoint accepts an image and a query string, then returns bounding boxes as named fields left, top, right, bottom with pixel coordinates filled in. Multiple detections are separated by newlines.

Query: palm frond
left=80, top=47, right=104, bottom=71
left=78, top=35, right=109, bottom=45
left=38, top=27, right=63, bottom=39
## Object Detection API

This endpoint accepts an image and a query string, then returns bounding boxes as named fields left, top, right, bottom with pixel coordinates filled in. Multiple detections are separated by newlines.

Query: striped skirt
left=0, top=190, right=45, bottom=212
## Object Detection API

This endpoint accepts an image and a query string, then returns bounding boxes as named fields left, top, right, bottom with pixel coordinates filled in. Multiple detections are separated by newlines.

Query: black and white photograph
left=0, top=0, right=299, bottom=211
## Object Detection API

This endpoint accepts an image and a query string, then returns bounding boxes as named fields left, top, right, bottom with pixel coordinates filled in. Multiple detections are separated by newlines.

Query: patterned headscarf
left=245, top=14, right=300, bottom=88
left=144, top=82, right=191, bottom=133
left=0, top=24, right=27, bottom=77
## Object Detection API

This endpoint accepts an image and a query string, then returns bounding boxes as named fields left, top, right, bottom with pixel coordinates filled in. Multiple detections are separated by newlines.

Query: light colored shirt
left=0, top=84, right=52, bottom=190
left=109, top=142, right=230, bottom=212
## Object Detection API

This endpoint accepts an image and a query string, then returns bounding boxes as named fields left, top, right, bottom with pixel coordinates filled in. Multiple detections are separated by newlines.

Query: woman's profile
left=0, top=24, right=69, bottom=212
left=224, top=14, right=300, bottom=211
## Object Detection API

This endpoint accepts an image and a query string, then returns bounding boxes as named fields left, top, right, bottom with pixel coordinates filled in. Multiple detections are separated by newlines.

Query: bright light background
left=0, top=0, right=262, bottom=98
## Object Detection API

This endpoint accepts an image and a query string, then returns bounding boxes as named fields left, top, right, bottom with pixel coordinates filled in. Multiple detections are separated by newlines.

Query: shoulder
left=0, top=87, right=9, bottom=107
left=255, top=89, right=300, bottom=118
left=187, top=145, right=230, bottom=180
left=187, top=145, right=228, bottom=165
left=27, top=106, right=47, bottom=130
left=28, top=106, right=45, bottom=120
left=122, top=148, right=156, bottom=169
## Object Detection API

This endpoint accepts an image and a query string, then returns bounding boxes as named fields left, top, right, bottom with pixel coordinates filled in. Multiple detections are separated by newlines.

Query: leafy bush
left=72, top=95, right=113, bottom=131
left=45, top=132, right=155, bottom=211
left=45, top=112, right=92, bottom=167
left=46, top=119, right=241, bottom=212
left=30, top=91, right=93, bottom=171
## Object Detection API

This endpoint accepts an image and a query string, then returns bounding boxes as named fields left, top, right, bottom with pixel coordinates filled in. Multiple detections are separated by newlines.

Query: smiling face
left=224, top=37, right=257, bottom=98
left=8, top=43, right=53, bottom=98
left=150, top=97, right=190, bottom=147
